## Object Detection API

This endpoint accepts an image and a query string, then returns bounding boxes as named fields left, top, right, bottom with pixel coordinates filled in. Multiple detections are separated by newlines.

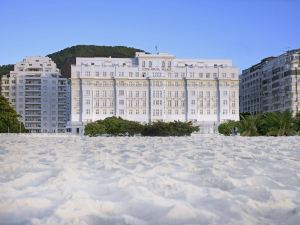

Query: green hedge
left=218, top=120, right=238, bottom=136
left=84, top=117, right=199, bottom=137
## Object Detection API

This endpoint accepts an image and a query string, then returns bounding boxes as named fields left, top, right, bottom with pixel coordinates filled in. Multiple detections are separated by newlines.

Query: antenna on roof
left=283, top=46, right=291, bottom=53
left=155, top=45, right=158, bottom=54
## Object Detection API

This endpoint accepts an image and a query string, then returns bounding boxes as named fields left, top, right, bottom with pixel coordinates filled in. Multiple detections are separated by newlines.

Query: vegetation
left=84, top=117, right=199, bottom=137
left=47, top=45, right=145, bottom=77
left=238, top=115, right=260, bottom=136
left=141, top=121, right=199, bottom=136
left=218, top=110, right=299, bottom=136
left=0, top=96, right=26, bottom=133
left=0, top=64, right=13, bottom=79
left=218, top=120, right=238, bottom=136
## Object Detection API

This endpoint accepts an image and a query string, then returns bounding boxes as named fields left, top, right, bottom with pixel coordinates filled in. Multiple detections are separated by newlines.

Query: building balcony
left=25, top=107, right=41, bottom=110
left=25, top=100, right=41, bottom=104
left=25, top=113, right=41, bottom=116
left=25, top=89, right=41, bottom=91
left=25, top=83, right=41, bottom=85
left=25, top=119, right=41, bottom=122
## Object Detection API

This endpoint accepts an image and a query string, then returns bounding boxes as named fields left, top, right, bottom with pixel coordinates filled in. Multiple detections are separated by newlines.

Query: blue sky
left=0, top=0, right=299, bottom=71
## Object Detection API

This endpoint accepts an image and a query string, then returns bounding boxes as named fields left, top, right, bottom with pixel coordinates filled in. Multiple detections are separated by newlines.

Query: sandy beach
left=0, top=135, right=299, bottom=225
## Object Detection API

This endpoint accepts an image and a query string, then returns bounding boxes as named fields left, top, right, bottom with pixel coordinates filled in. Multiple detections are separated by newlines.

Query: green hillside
left=47, top=45, right=145, bottom=77
left=0, top=64, right=14, bottom=79
left=0, top=45, right=145, bottom=79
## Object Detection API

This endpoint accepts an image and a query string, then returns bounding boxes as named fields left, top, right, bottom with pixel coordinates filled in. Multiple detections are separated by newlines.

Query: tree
left=238, top=115, right=259, bottom=136
left=294, top=112, right=300, bottom=134
left=262, top=111, right=296, bottom=136
left=0, top=96, right=26, bottom=133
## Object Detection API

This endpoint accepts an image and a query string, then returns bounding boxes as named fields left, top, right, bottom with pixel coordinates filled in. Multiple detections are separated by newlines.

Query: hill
left=0, top=64, right=14, bottom=79
left=47, top=45, right=145, bottom=77
left=0, top=45, right=145, bottom=79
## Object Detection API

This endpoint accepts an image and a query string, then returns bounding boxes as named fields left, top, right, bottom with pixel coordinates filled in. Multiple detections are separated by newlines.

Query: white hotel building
left=68, top=52, right=239, bottom=134
left=1, top=57, right=70, bottom=133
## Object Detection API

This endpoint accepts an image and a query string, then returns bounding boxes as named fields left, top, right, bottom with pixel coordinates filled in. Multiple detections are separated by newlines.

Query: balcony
left=25, top=94, right=41, bottom=98
left=25, top=119, right=41, bottom=122
left=25, top=113, right=41, bottom=116
left=25, top=106, right=41, bottom=110
left=25, top=88, right=41, bottom=91
left=25, top=99, right=41, bottom=104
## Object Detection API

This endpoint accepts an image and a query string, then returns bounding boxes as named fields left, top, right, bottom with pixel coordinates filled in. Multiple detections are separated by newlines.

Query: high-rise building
left=68, top=52, right=239, bottom=134
left=0, top=56, right=70, bottom=133
left=240, top=49, right=300, bottom=115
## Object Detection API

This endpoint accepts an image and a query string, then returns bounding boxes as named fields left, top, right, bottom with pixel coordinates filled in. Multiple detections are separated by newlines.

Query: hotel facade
left=1, top=56, right=70, bottom=133
left=68, top=52, right=239, bottom=134
left=240, top=49, right=300, bottom=115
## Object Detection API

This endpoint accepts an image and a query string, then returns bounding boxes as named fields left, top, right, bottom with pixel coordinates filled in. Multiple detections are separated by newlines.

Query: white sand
left=0, top=135, right=300, bottom=225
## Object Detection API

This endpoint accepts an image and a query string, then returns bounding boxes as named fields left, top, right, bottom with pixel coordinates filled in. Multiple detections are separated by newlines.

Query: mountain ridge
left=0, top=45, right=145, bottom=78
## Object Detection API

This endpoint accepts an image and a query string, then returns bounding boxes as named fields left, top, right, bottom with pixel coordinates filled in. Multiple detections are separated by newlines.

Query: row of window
left=76, top=70, right=236, bottom=79
left=84, top=109, right=236, bottom=115
left=84, top=89, right=235, bottom=97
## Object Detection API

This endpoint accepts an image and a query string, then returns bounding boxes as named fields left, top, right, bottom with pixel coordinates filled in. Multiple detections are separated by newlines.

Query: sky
left=0, top=0, right=299, bottom=71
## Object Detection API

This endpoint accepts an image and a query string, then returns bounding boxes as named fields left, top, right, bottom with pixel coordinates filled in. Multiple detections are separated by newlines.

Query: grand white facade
left=240, top=49, right=300, bottom=115
left=1, top=56, right=70, bottom=133
left=69, top=52, right=239, bottom=134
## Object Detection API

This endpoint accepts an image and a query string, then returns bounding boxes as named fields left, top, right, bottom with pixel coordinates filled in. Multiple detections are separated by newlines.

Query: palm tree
left=238, top=115, right=259, bottom=136
left=263, top=110, right=296, bottom=136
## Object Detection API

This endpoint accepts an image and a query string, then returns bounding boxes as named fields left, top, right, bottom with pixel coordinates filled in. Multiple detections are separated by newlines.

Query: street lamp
left=296, top=66, right=298, bottom=114
left=184, top=64, right=190, bottom=122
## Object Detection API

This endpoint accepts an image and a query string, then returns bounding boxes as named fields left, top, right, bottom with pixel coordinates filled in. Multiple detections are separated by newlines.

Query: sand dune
left=0, top=135, right=300, bottom=225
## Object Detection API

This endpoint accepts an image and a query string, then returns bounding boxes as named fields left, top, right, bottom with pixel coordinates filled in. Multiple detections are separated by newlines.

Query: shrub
left=84, top=121, right=106, bottom=137
left=218, top=120, right=237, bottom=136
left=84, top=117, right=200, bottom=137
left=141, top=121, right=199, bottom=136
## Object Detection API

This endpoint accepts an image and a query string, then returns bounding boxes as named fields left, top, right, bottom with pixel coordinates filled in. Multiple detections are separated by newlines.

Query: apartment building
left=1, top=56, right=70, bottom=133
left=240, top=49, right=300, bottom=115
left=68, top=52, right=239, bottom=134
